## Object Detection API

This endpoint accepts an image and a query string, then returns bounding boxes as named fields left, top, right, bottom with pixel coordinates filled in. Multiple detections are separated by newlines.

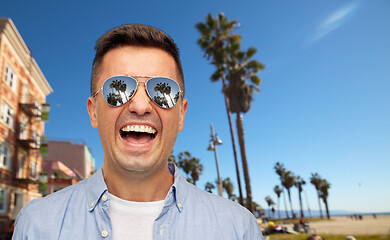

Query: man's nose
left=127, top=83, right=153, bottom=115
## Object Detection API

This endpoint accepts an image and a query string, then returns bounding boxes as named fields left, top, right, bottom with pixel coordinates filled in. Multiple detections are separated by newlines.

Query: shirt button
left=101, top=230, right=109, bottom=238
left=178, top=202, right=182, bottom=210
left=90, top=202, right=95, bottom=208
left=160, top=225, right=163, bottom=235
left=102, top=194, right=108, bottom=202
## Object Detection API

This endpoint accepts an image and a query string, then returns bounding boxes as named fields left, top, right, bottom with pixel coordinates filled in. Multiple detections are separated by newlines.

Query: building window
left=32, top=130, right=40, bottom=148
left=22, top=85, right=29, bottom=103
left=18, top=150, right=26, bottom=178
left=4, top=64, right=17, bottom=91
left=0, top=188, right=7, bottom=213
left=31, top=160, right=38, bottom=180
left=0, top=142, right=11, bottom=169
left=1, top=101, right=15, bottom=129
left=19, top=115, right=28, bottom=140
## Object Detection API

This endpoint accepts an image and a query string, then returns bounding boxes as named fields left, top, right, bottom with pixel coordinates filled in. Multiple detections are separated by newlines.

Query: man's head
left=87, top=24, right=188, bottom=181
left=91, top=24, right=185, bottom=97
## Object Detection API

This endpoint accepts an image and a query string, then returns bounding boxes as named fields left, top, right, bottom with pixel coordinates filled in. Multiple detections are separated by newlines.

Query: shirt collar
left=87, top=167, right=108, bottom=211
left=167, top=162, right=189, bottom=212
left=86, top=163, right=189, bottom=212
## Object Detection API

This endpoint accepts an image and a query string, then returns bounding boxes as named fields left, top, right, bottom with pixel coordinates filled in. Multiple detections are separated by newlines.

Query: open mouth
left=120, top=125, right=157, bottom=144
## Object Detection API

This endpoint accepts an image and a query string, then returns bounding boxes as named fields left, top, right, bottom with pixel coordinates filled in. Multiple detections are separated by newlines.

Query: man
left=13, top=24, right=263, bottom=239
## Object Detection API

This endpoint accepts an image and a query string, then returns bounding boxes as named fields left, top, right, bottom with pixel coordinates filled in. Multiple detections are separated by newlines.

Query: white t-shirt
left=108, top=193, right=165, bottom=240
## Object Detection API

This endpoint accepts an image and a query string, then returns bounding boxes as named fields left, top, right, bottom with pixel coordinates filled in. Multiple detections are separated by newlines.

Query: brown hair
left=91, top=24, right=184, bottom=96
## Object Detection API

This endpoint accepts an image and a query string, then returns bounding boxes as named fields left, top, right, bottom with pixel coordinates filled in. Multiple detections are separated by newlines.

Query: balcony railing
left=15, top=166, right=40, bottom=183
left=19, top=101, right=41, bottom=118
left=17, top=130, right=40, bottom=149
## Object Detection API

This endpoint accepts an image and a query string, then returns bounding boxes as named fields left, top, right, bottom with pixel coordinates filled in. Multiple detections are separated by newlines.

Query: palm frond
left=250, top=75, right=261, bottom=86
left=246, top=47, right=257, bottom=59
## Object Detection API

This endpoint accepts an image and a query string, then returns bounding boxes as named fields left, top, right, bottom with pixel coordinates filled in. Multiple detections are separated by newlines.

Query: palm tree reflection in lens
left=148, top=79, right=180, bottom=109
left=102, top=77, right=180, bottom=108
left=105, top=78, right=134, bottom=106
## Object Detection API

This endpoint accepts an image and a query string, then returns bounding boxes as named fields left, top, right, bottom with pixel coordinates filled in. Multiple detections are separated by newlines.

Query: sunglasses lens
left=146, top=77, right=181, bottom=109
left=102, top=76, right=136, bottom=107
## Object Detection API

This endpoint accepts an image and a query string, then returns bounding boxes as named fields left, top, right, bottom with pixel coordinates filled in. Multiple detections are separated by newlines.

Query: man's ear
left=87, top=97, right=98, bottom=129
left=178, top=98, right=188, bottom=132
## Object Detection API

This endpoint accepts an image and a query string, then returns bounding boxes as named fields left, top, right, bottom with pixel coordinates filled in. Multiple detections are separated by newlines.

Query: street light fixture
left=207, top=123, right=223, bottom=197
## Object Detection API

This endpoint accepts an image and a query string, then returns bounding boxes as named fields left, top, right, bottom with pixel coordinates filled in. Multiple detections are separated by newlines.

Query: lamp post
left=207, top=123, right=223, bottom=197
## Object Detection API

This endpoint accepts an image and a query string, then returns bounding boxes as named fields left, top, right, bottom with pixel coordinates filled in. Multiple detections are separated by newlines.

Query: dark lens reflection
left=147, top=77, right=181, bottom=109
left=102, top=76, right=136, bottom=107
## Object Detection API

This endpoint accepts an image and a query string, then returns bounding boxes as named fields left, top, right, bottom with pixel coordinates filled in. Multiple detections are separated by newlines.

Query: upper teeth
left=121, top=125, right=156, bottom=134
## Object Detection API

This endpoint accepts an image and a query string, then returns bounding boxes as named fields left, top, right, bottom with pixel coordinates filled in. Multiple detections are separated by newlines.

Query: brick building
left=0, top=18, right=52, bottom=233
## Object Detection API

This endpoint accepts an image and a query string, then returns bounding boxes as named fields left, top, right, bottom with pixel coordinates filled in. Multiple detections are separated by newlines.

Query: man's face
left=87, top=46, right=187, bottom=178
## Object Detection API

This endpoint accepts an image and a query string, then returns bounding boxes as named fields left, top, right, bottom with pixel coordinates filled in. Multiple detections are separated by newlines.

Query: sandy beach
left=308, top=214, right=390, bottom=235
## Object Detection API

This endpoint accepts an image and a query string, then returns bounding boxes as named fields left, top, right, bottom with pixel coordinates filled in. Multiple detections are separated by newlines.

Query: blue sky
left=2, top=0, right=389, bottom=213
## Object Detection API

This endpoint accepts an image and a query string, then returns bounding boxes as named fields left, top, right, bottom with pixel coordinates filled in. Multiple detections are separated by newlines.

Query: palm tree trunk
left=323, top=198, right=330, bottom=219
left=277, top=197, right=281, bottom=220
left=283, top=190, right=289, bottom=219
left=235, top=113, right=253, bottom=213
left=221, top=74, right=244, bottom=206
left=298, top=191, right=304, bottom=218
left=287, top=189, right=294, bottom=218
left=317, top=190, right=323, bottom=218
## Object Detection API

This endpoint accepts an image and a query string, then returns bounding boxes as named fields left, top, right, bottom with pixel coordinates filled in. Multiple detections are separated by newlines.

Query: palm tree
left=196, top=13, right=244, bottom=206
left=319, top=179, right=331, bottom=219
left=274, top=162, right=289, bottom=219
left=265, top=196, right=275, bottom=219
left=205, top=182, right=215, bottom=193
left=282, top=171, right=296, bottom=218
left=295, top=176, right=306, bottom=218
left=224, top=42, right=264, bottom=214
left=222, top=177, right=234, bottom=199
left=178, top=151, right=203, bottom=185
left=168, top=153, right=177, bottom=165
left=310, top=173, right=324, bottom=218
left=197, top=13, right=265, bottom=213
left=273, top=185, right=283, bottom=220
left=253, top=201, right=265, bottom=218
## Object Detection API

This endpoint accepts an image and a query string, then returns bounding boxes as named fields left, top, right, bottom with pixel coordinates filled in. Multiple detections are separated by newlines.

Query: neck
left=102, top=161, right=174, bottom=202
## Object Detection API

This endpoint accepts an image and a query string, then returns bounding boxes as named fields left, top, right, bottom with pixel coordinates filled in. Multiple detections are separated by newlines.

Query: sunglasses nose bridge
left=126, top=81, right=154, bottom=114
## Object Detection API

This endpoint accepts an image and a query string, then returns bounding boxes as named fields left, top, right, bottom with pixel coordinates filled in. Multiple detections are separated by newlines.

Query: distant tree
left=310, top=173, right=324, bottom=218
left=265, top=196, right=275, bottom=218
left=319, top=179, right=331, bottom=219
left=222, top=177, right=235, bottom=199
left=230, top=194, right=238, bottom=202
left=253, top=201, right=265, bottom=218
left=178, top=151, right=203, bottom=185
left=295, top=176, right=306, bottom=218
left=282, top=171, right=296, bottom=218
left=168, top=153, right=177, bottom=165
left=205, top=182, right=215, bottom=193
left=274, top=162, right=290, bottom=218
left=273, top=185, right=283, bottom=220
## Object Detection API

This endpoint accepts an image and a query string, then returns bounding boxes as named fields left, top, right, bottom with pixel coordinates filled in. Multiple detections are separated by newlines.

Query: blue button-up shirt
left=13, top=163, right=263, bottom=239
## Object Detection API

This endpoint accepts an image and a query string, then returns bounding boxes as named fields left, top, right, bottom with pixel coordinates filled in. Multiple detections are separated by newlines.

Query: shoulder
left=183, top=182, right=262, bottom=238
left=185, top=182, right=251, bottom=217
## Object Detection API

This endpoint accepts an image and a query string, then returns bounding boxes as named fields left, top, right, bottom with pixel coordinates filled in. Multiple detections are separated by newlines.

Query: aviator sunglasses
left=92, top=75, right=183, bottom=109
